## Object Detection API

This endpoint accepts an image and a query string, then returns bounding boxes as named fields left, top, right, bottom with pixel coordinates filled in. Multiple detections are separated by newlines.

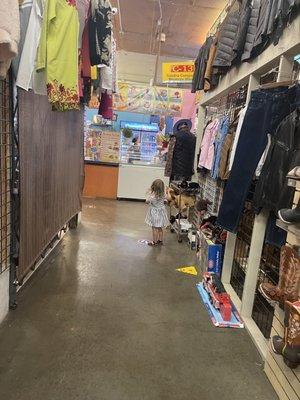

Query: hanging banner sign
left=113, top=82, right=183, bottom=116
left=162, top=61, right=195, bottom=83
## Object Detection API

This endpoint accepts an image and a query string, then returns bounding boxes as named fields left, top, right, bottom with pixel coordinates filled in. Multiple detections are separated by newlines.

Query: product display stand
left=195, top=15, right=300, bottom=399
left=169, top=182, right=190, bottom=243
left=264, top=179, right=300, bottom=398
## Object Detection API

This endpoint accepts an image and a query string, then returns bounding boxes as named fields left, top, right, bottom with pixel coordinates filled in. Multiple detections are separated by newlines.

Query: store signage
left=162, top=61, right=195, bottom=83
left=120, top=121, right=159, bottom=132
left=114, top=82, right=183, bottom=116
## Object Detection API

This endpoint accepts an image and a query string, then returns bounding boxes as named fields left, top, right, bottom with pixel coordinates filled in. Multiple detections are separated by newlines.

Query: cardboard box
left=198, top=231, right=223, bottom=276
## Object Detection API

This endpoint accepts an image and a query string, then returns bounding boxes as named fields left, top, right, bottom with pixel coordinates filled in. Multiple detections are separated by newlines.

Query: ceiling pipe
left=153, top=0, right=163, bottom=85
left=116, top=0, right=124, bottom=34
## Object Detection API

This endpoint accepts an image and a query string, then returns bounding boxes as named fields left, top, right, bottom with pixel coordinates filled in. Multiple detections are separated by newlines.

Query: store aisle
left=0, top=199, right=277, bottom=400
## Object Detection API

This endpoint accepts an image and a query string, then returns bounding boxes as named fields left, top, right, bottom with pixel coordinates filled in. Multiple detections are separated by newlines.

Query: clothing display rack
left=195, top=11, right=300, bottom=398
left=169, top=182, right=197, bottom=243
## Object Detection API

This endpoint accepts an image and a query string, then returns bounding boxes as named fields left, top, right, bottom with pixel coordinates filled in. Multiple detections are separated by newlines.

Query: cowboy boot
left=260, top=246, right=300, bottom=306
left=271, top=300, right=300, bottom=369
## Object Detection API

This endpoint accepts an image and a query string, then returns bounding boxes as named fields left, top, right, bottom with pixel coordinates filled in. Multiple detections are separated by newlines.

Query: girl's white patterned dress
left=145, top=196, right=170, bottom=228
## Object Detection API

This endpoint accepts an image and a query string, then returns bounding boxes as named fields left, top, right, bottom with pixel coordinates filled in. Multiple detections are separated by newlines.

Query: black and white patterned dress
left=145, top=196, right=170, bottom=228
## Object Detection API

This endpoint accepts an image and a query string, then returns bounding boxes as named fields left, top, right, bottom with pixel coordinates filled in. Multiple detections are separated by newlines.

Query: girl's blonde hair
left=151, top=179, right=165, bottom=198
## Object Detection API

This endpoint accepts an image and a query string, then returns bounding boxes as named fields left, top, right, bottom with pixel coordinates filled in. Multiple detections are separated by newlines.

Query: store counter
left=117, top=164, right=169, bottom=200
left=83, top=162, right=119, bottom=199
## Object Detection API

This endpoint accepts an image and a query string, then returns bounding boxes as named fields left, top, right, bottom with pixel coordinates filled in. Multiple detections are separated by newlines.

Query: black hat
left=173, top=119, right=192, bottom=134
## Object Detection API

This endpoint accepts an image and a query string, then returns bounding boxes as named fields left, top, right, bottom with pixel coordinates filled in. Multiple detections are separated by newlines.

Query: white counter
left=117, top=164, right=169, bottom=200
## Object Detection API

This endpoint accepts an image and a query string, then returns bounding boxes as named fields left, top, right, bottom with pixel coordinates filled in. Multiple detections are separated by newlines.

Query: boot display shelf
left=276, top=220, right=300, bottom=243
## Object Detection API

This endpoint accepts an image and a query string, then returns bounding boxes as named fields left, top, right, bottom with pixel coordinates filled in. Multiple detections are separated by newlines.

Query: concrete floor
left=0, top=199, right=277, bottom=400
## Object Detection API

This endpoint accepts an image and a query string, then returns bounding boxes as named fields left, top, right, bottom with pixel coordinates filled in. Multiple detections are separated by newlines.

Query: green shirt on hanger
left=36, top=0, right=79, bottom=111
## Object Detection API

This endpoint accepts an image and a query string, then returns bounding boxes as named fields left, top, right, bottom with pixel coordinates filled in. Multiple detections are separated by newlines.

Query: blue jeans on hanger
left=217, top=85, right=300, bottom=233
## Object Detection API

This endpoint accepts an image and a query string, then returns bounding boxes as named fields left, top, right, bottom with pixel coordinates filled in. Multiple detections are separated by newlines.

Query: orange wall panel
left=83, top=164, right=119, bottom=199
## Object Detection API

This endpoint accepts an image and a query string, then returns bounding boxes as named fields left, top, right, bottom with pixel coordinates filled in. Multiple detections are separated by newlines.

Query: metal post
left=221, top=232, right=236, bottom=284
left=241, top=209, right=269, bottom=317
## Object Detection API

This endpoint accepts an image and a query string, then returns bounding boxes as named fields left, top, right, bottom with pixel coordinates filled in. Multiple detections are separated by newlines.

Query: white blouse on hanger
left=16, top=0, right=46, bottom=95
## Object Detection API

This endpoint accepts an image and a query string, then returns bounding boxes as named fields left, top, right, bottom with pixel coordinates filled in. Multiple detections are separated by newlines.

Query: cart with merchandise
left=168, top=182, right=200, bottom=243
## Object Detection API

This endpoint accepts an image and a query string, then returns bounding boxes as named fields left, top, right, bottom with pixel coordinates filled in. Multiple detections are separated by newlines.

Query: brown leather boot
left=271, top=300, right=300, bottom=369
left=260, top=246, right=300, bottom=306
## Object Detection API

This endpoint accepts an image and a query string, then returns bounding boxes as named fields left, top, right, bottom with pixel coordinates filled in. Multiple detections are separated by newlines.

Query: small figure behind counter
left=145, top=179, right=170, bottom=246
left=128, top=137, right=141, bottom=163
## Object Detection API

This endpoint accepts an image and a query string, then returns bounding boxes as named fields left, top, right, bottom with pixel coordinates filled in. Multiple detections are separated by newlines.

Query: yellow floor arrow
left=176, top=266, right=198, bottom=276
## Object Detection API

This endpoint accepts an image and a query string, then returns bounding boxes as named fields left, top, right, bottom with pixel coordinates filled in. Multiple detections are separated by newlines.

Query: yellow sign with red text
left=162, top=61, right=195, bottom=83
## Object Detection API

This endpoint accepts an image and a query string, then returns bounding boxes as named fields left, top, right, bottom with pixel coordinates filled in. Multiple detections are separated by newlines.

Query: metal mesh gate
left=230, top=192, right=280, bottom=338
left=0, top=77, right=12, bottom=274
left=230, top=200, right=254, bottom=299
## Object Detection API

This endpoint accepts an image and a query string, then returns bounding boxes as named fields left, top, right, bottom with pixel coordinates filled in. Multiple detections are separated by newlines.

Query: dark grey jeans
left=217, top=84, right=300, bottom=233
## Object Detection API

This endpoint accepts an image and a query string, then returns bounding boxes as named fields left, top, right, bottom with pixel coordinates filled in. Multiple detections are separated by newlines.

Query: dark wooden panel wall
left=18, top=90, right=84, bottom=280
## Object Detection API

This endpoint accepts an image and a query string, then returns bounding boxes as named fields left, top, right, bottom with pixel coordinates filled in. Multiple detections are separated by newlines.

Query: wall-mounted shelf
left=276, top=219, right=300, bottom=237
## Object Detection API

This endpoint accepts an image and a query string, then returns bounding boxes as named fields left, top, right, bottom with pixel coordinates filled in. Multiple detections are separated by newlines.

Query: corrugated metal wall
left=18, top=90, right=84, bottom=281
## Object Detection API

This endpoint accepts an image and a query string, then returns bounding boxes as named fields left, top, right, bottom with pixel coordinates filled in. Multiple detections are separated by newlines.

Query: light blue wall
left=113, top=111, right=151, bottom=131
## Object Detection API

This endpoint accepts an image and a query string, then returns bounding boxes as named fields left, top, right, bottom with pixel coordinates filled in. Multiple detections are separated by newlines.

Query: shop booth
left=117, top=121, right=169, bottom=200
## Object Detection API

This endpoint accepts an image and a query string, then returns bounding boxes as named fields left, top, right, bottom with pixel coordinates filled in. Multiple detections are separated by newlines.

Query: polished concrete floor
left=0, top=199, right=277, bottom=400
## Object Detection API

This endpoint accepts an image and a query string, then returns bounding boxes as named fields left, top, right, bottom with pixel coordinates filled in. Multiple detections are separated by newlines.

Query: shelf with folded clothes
left=192, top=0, right=300, bottom=95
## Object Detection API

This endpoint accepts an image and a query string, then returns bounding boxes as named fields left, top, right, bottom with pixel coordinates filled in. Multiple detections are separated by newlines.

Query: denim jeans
left=217, top=85, right=300, bottom=233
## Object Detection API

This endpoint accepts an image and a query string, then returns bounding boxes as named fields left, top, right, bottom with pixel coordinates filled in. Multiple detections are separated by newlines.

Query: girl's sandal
left=157, top=241, right=164, bottom=245
left=148, top=241, right=158, bottom=246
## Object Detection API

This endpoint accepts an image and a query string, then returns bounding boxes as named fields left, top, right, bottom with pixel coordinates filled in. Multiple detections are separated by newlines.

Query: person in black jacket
left=171, top=119, right=196, bottom=181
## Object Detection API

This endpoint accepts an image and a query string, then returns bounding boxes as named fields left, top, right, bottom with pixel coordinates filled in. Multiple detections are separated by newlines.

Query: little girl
left=145, top=179, right=169, bottom=246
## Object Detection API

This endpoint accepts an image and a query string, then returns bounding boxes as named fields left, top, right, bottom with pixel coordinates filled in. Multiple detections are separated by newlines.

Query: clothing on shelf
left=98, top=90, right=113, bottom=120
left=0, top=0, right=20, bottom=78
left=233, top=0, right=252, bottom=60
left=99, top=35, right=117, bottom=92
left=204, top=35, right=218, bottom=92
left=16, top=0, right=47, bottom=95
left=198, top=119, right=219, bottom=170
left=255, top=133, right=272, bottom=177
left=253, top=108, right=300, bottom=213
left=191, top=0, right=299, bottom=92
left=212, top=11, right=239, bottom=70
left=242, top=0, right=261, bottom=61
left=12, top=0, right=32, bottom=76
left=36, top=0, right=79, bottom=111
left=191, top=36, right=214, bottom=93
left=211, top=116, right=230, bottom=179
left=228, top=106, right=247, bottom=171
left=77, top=0, right=90, bottom=49
left=89, top=0, right=112, bottom=66
left=218, top=114, right=238, bottom=180
left=217, top=84, right=300, bottom=233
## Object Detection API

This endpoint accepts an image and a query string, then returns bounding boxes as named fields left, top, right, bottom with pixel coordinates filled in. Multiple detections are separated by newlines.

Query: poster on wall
left=85, top=128, right=120, bottom=163
left=99, top=131, right=120, bottom=163
left=114, top=82, right=183, bottom=116
left=84, top=108, right=120, bottom=164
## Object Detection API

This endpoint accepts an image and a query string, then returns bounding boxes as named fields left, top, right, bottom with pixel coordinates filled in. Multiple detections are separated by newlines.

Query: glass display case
left=84, top=110, right=120, bottom=164
left=119, top=121, right=166, bottom=167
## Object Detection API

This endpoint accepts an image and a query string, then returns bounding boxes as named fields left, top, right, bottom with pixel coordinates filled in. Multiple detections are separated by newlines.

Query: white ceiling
left=111, top=0, right=228, bottom=59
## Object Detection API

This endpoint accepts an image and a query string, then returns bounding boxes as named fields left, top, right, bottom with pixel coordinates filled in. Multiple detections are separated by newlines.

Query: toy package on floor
left=198, top=230, right=223, bottom=276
